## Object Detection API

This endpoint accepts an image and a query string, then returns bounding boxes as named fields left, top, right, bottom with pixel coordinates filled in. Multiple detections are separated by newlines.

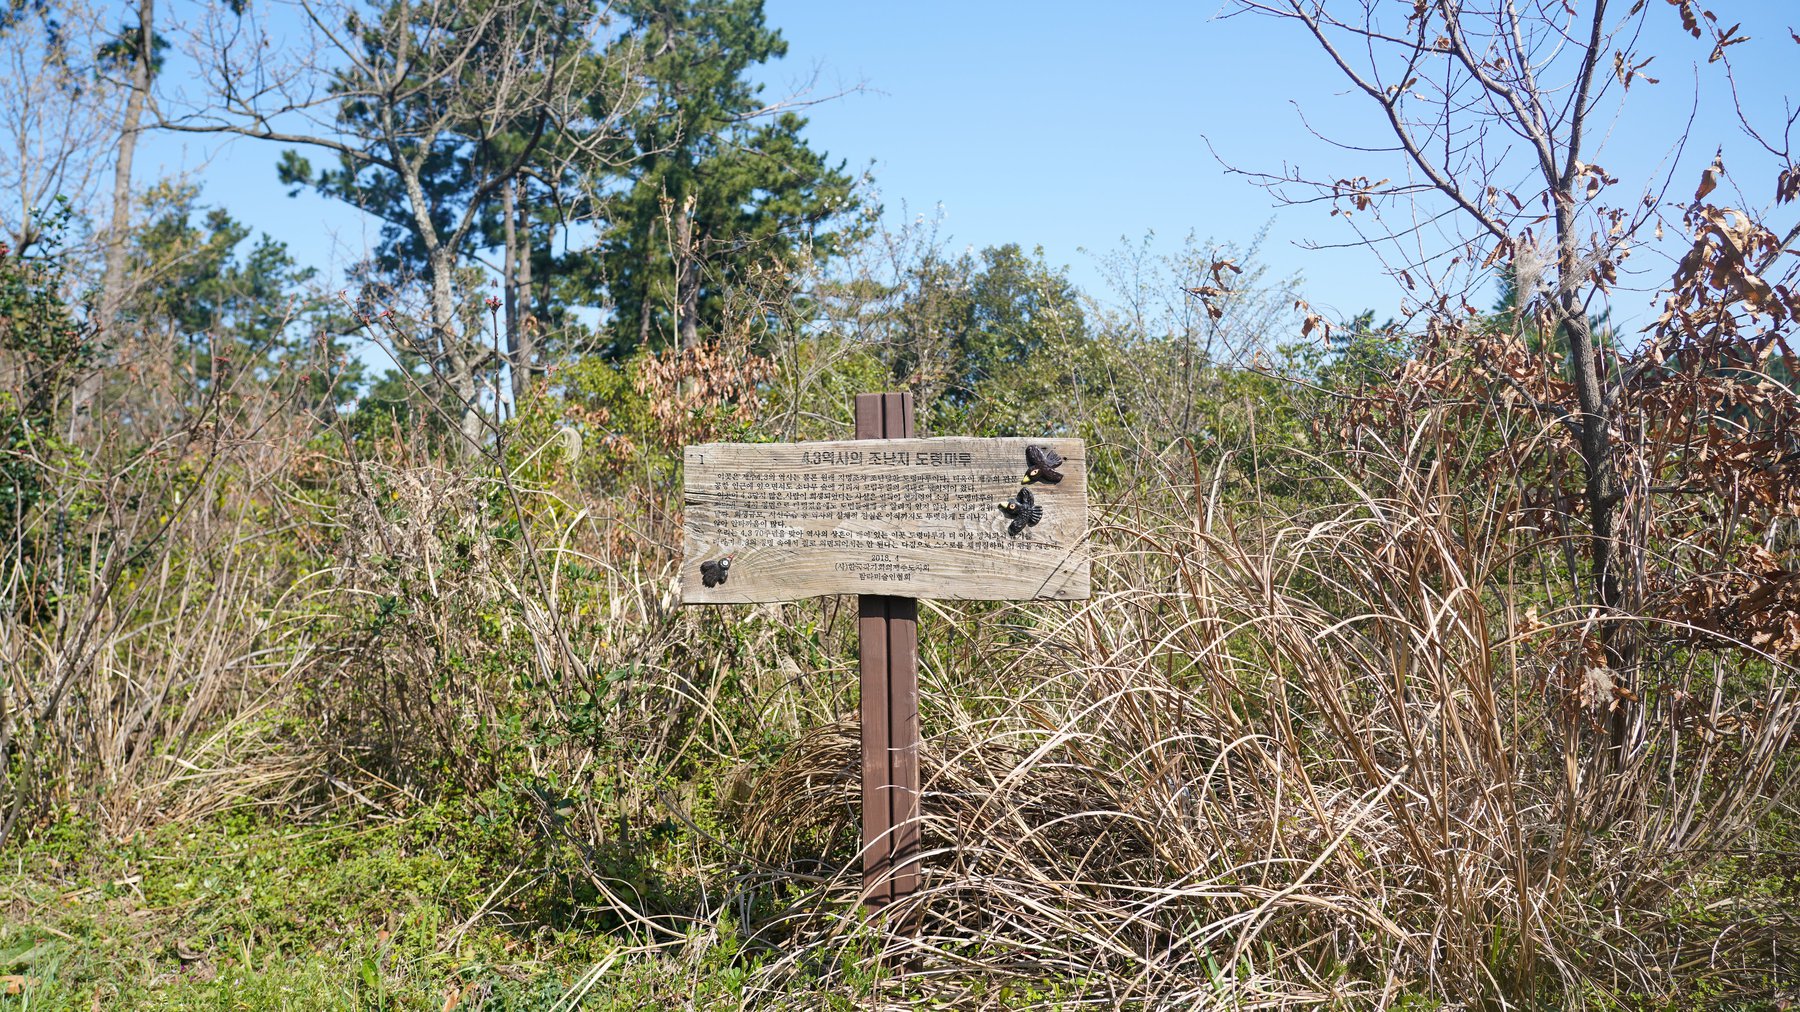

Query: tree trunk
left=503, top=178, right=517, bottom=396
left=429, top=252, right=483, bottom=453
left=675, top=197, right=700, bottom=352
left=73, top=0, right=155, bottom=442
left=505, top=178, right=535, bottom=404
left=638, top=279, right=653, bottom=351
left=390, top=119, right=481, bottom=457
left=526, top=245, right=544, bottom=383
left=1557, top=256, right=1629, bottom=757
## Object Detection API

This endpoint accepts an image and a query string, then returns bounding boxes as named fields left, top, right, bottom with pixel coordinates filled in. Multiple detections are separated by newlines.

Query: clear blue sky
left=138, top=0, right=1797, bottom=336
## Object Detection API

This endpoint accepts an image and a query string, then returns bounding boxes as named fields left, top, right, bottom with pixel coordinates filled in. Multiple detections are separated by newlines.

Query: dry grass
left=719, top=431, right=1800, bottom=1009
left=3, top=388, right=1797, bottom=1009
left=0, top=408, right=332, bottom=843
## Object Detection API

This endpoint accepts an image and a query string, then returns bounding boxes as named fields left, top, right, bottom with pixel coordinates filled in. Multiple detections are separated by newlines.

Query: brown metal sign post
left=680, top=393, right=1090, bottom=913
left=854, top=391, right=919, bottom=911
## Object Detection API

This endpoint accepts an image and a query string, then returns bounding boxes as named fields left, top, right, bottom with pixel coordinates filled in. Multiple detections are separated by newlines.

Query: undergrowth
left=2, top=275, right=1797, bottom=1008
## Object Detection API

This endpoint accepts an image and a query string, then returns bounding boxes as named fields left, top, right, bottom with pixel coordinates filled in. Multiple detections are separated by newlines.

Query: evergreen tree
left=597, top=0, right=856, bottom=356
left=953, top=244, right=1086, bottom=404
left=228, top=0, right=618, bottom=449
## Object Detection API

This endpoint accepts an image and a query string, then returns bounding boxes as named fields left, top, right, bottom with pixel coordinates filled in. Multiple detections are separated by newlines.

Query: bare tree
left=1229, top=2, right=1800, bottom=755
left=0, top=0, right=118, bottom=259
left=155, top=0, right=641, bottom=451
left=1224, top=1, right=1666, bottom=746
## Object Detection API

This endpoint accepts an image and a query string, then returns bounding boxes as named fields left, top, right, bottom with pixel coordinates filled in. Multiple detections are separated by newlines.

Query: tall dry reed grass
left=722, top=425, right=1800, bottom=1009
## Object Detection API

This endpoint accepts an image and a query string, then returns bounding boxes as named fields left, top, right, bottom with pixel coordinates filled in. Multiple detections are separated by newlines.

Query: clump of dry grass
left=0, top=406, right=338, bottom=844
left=722, top=432, right=1800, bottom=1009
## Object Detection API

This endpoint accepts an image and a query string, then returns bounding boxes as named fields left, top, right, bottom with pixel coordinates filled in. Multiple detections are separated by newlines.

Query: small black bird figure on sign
left=1024, top=444, right=1064, bottom=484
left=999, top=488, right=1044, bottom=536
left=700, top=557, right=731, bottom=587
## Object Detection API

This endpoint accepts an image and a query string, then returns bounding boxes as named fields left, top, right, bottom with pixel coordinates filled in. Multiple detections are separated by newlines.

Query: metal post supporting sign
left=854, top=391, right=920, bottom=911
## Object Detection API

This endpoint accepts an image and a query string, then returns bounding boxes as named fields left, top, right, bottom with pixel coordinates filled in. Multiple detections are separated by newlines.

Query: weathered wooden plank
left=680, top=436, right=1090, bottom=602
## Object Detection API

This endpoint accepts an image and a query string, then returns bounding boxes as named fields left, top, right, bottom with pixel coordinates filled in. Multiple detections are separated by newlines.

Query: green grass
left=0, top=805, right=1136, bottom=1010
left=0, top=808, right=628, bottom=1010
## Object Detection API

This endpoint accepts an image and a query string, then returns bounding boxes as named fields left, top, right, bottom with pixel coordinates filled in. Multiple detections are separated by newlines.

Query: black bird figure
left=700, top=557, right=731, bottom=587
left=999, top=488, right=1044, bottom=536
left=1024, top=444, right=1064, bottom=483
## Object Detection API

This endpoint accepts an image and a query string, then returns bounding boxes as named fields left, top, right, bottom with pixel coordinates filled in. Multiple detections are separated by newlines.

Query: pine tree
left=597, top=0, right=856, bottom=356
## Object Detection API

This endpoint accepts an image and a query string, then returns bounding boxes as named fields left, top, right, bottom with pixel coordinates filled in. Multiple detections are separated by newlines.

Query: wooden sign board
left=680, top=437, right=1089, bottom=603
